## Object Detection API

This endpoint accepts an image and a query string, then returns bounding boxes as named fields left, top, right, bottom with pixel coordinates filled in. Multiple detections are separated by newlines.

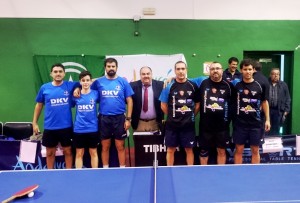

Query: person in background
left=130, top=66, right=164, bottom=132
left=268, top=68, right=291, bottom=135
left=159, top=61, right=200, bottom=166
left=92, top=58, right=134, bottom=168
left=232, top=59, right=270, bottom=164
left=73, top=71, right=100, bottom=168
left=32, top=63, right=78, bottom=169
left=253, top=60, right=270, bottom=101
left=222, top=57, right=241, bottom=83
left=198, top=62, right=234, bottom=165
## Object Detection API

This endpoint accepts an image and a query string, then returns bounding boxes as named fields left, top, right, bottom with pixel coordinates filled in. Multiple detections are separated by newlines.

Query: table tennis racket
left=1, top=184, right=39, bottom=203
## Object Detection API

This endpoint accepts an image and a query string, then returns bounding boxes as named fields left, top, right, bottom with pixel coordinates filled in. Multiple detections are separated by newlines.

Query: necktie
left=143, top=85, right=149, bottom=112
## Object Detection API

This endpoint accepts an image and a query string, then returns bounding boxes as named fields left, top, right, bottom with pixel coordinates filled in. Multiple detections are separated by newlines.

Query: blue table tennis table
left=1, top=164, right=300, bottom=203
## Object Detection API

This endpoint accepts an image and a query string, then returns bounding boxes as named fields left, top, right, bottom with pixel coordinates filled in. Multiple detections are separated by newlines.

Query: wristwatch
left=126, top=117, right=132, bottom=122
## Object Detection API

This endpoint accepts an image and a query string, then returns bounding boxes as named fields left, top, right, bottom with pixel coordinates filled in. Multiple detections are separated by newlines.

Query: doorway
left=243, top=51, right=293, bottom=135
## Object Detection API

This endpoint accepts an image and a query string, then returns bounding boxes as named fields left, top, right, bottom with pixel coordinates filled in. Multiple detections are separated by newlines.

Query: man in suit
left=130, top=66, right=164, bottom=132
left=268, top=68, right=291, bottom=135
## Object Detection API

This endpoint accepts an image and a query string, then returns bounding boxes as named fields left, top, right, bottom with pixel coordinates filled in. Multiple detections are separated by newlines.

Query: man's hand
left=163, top=77, right=175, bottom=88
left=32, top=123, right=40, bottom=134
left=265, top=120, right=271, bottom=132
left=124, top=120, right=131, bottom=130
left=73, top=87, right=81, bottom=97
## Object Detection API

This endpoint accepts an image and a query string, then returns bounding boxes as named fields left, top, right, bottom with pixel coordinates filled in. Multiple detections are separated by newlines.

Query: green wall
left=0, top=19, right=300, bottom=133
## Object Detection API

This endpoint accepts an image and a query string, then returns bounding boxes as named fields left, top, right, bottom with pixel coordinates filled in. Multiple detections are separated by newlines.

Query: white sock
left=120, top=165, right=126, bottom=168
left=103, top=165, right=109, bottom=168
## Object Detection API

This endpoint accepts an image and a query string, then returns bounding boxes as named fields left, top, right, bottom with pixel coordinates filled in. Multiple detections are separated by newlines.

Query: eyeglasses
left=209, top=67, right=222, bottom=71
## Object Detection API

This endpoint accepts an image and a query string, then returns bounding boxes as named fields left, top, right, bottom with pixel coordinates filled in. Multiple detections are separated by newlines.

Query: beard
left=107, top=70, right=116, bottom=77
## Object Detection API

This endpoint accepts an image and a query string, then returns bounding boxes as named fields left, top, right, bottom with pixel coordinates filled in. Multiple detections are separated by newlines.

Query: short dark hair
left=51, top=63, right=65, bottom=72
left=79, top=70, right=92, bottom=80
left=240, top=58, right=254, bottom=69
left=228, top=57, right=239, bottom=64
left=253, top=60, right=262, bottom=71
left=104, top=58, right=118, bottom=67
left=174, top=61, right=187, bottom=69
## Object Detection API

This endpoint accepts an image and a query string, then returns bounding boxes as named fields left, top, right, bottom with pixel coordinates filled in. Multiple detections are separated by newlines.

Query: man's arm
left=194, top=102, right=200, bottom=116
left=124, top=96, right=133, bottom=130
left=161, top=102, right=168, bottom=115
left=262, top=100, right=270, bottom=132
left=73, top=87, right=81, bottom=98
left=283, top=82, right=291, bottom=115
left=32, top=103, right=43, bottom=134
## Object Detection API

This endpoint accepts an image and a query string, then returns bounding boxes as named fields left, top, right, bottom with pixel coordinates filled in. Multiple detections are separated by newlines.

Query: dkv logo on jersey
left=50, top=97, right=69, bottom=106
left=78, top=104, right=95, bottom=112
left=102, top=85, right=121, bottom=97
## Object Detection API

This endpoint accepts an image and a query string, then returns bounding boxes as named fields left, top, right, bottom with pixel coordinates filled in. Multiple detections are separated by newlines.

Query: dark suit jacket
left=268, top=79, right=291, bottom=113
left=130, top=80, right=164, bottom=130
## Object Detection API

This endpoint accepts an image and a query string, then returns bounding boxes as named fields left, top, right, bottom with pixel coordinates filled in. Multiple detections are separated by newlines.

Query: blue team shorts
left=164, top=127, right=195, bottom=148
left=232, top=126, right=264, bottom=146
left=98, top=114, right=128, bottom=140
left=73, top=132, right=100, bottom=148
left=42, top=127, right=73, bottom=148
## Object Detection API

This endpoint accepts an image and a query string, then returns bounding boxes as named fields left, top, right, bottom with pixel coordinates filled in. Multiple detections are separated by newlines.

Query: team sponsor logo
left=186, top=99, right=192, bottom=104
left=63, top=91, right=69, bottom=96
left=115, top=85, right=121, bottom=91
left=176, top=105, right=191, bottom=114
left=251, top=91, right=257, bottom=96
left=211, top=88, right=217, bottom=93
left=210, top=97, right=218, bottom=101
left=50, top=97, right=69, bottom=106
left=206, top=103, right=223, bottom=111
left=240, top=105, right=255, bottom=114
left=187, top=91, right=192, bottom=96
left=77, top=104, right=95, bottom=112
left=220, top=89, right=225, bottom=94
left=242, top=98, right=250, bottom=103
left=178, top=99, right=186, bottom=104
left=101, top=90, right=119, bottom=97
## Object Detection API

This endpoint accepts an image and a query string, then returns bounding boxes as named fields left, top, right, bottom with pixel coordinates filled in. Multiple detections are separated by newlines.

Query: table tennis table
left=1, top=163, right=300, bottom=203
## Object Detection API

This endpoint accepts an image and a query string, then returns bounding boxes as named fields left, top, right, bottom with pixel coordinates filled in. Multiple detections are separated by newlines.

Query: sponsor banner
left=0, top=140, right=119, bottom=170
left=0, top=140, right=65, bottom=170
left=106, top=54, right=186, bottom=82
left=134, top=134, right=300, bottom=166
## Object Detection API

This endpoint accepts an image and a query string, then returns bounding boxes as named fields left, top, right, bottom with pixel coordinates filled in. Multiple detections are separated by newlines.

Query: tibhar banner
left=106, top=54, right=186, bottom=82
left=33, top=55, right=105, bottom=92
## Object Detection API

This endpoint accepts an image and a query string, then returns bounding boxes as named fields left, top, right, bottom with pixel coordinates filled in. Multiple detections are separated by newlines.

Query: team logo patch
left=115, top=85, right=121, bottom=91
left=251, top=91, right=257, bottom=96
